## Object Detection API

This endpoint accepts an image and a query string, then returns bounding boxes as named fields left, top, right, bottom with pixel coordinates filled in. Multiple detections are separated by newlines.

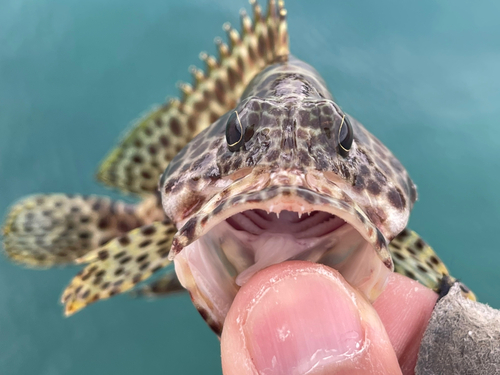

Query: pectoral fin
left=390, top=228, right=476, bottom=301
left=1, top=194, right=148, bottom=268
left=61, top=220, right=177, bottom=316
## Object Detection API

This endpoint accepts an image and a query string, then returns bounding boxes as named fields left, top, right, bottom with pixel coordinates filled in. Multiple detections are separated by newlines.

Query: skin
left=221, top=261, right=437, bottom=375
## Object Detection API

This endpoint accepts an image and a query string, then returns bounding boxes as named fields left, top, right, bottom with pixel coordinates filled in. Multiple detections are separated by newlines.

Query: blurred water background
left=1, top=0, right=499, bottom=374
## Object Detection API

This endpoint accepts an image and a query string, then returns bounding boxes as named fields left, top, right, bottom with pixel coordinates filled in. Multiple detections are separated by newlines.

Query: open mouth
left=170, top=184, right=393, bottom=334
left=224, top=209, right=346, bottom=285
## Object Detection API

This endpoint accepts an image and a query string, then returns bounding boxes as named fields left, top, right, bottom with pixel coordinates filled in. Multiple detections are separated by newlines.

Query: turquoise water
left=1, top=0, right=499, bottom=374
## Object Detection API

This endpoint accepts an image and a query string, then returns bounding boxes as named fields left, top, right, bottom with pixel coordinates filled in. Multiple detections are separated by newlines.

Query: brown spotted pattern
left=161, top=57, right=417, bottom=254
left=0, top=0, right=474, bottom=320
left=61, top=220, right=177, bottom=316
left=97, top=0, right=289, bottom=196
left=1, top=0, right=290, bottom=315
left=391, top=228, right=476, bottom=301
left=2, top=194, right=162, bottom=267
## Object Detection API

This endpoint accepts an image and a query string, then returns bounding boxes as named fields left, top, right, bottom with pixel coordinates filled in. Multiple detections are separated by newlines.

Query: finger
left=373, top=272, right=438, bottom=374
left=221, top=261, right=402, bottom=375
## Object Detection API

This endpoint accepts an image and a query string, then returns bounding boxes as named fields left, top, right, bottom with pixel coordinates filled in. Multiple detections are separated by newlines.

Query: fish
left=1, top=0, right=474, bottom=334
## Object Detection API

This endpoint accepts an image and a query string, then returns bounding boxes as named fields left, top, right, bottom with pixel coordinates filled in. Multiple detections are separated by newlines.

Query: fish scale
left=1, top=0, right=474, bottom=324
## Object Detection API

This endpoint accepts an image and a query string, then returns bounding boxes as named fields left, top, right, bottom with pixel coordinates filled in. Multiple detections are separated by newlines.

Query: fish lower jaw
left=173, top=206, right=391, bottom=335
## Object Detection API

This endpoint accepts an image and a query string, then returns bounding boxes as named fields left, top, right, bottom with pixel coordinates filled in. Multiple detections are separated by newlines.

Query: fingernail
left=243, top=271, right=364, bottom=374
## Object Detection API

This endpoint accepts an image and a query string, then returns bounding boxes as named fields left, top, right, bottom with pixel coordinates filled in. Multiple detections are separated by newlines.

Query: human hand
left=221, top=261, right=438, bottom=375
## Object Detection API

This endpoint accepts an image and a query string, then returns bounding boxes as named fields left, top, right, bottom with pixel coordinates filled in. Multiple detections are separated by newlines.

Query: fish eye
left=338, top=115, right=353, bottom=157
left=225, top=111, right=244, bottom=152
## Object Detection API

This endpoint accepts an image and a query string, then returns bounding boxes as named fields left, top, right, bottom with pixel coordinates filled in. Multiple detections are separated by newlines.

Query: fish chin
left=171, top=185, right=393, bottom=335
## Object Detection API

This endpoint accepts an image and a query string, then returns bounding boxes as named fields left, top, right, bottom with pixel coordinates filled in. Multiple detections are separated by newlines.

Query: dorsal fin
left=97, top=0, right=289, bottom=195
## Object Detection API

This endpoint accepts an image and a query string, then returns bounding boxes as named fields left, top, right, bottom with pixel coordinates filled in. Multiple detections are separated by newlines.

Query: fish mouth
left=170, top=183, right=393, bottom=335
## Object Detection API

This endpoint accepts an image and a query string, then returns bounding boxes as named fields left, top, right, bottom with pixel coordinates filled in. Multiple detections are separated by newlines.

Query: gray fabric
left=416, top=283, right=500, bottom=374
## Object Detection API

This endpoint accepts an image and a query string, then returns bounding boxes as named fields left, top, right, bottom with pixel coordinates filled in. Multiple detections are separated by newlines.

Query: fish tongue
left=235, top=233, right=322, bottom=286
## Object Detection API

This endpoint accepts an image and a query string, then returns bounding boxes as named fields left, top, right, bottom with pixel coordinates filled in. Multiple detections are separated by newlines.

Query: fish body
left=1, top=0, right=474, bottom=331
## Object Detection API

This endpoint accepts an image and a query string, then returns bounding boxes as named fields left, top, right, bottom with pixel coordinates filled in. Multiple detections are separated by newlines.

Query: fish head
left=159, top=59, right=417, bottom=334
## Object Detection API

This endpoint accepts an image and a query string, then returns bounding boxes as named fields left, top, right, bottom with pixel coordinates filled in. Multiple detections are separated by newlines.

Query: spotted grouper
left=1, top=0, right=474, bottom=334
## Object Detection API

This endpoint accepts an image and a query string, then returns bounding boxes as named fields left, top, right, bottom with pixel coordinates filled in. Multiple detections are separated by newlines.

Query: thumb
left=221, top=261, right=402, bottom=375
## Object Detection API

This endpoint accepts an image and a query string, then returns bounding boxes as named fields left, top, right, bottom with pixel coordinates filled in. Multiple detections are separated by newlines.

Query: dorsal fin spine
left=223, top=23, right=242, bottom=49
left=189, top=65, right=205, bottom=88
left=214, top=37, right=230, bottom=61
left=267, top=0, right=276, bottom=20
left=278, top=1, right=289, bottom=57
left=250, top=0, right=263, bottom=22
left=199, top=52, right=218, bottom=74
left=177, top=82, right=193, bottom=100
left=240, top=9, right=253, bottom=36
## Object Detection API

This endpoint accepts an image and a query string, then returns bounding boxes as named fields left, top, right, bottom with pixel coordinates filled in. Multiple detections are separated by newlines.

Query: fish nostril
left=323, top=127, right=331, bottom=139
left=244, top=124, right=255, bottom=142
